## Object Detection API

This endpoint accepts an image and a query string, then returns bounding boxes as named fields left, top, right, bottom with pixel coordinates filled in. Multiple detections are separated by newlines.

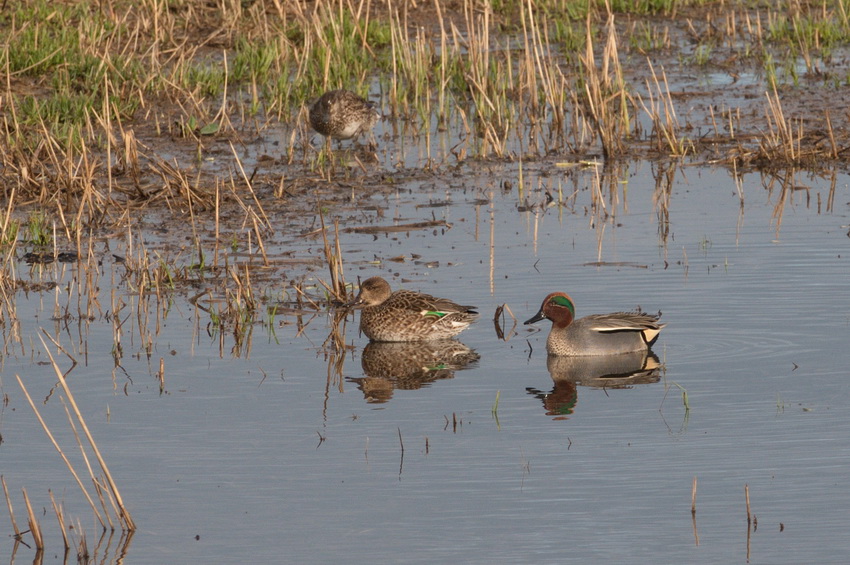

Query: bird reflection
left=527, top=351, right=661, bottom=420
left=349, top=340, right=480, bottom=403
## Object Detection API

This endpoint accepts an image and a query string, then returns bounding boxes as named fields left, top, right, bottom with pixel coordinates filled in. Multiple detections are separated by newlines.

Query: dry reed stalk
left=76, top=522, right=89, bottom=563
left=1, top=475, right=22, bottom=538
left=49, top=489, right=70, bottom=551
left=640, top=60, right=690, bottom=155
left=229, top=141, right=271, bottom=229
left=214, top=182, right=222, bottom=267
left=250, top=214, right=269, bottom=266
left=38, top=335, right=135, bottom=530
left=762, top=86, right=799, bottom=162
left=318, top=211, right=347, bottom=302
left=652, top=163, right=673, bottom=255
left=745, top=483, right=753, bottom=560
left=226, top=265, right=256, bottom=313
left=519, top=0, right=540, bottom=115
left=102, top=74, right=115, bottom=196
left=489, top=194, right=495, bottom=294
left=824, top=109, right=838, bottom=159
left=434, top=0, right=448, bottom=122
left=225, top=173, right=268, bottom=243
left=588, top=161, right=607, bottom=218
left=691, top=476, right=699, bottom=546
left=16, top=375, right=107, bottom=529
left=58, top=396, right=118, bottom=534
left=158, top=357, right=165, bottom=394
left=523, top=0, right=567, bottom=146
left=442, top=0, right=500, bottom=158
left=580, top=13, right=629, bottom=159
left=22, top=487, right=44, bottom=549
left=0, top=190, right=20, bottom=282
left=493, top=303, right=517, bottom=341
left=691, top=476, right=697, bottom=515
left=322, top=305, right=349, bottom=350
left=770, top=173, right=792, bottom=235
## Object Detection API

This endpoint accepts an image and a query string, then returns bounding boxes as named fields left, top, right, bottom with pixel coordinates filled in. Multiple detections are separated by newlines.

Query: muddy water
left=2, top=161, right=849, bottom=564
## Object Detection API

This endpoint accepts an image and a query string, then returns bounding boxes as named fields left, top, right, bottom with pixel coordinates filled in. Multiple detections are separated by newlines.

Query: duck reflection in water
left=526, top=351, right=662, bottom=420
left=349, top=340, right=479, bottom=403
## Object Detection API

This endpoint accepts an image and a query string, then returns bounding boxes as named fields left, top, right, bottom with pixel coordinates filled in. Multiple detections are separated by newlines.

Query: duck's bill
left=524, top=309, right=546, bottom=325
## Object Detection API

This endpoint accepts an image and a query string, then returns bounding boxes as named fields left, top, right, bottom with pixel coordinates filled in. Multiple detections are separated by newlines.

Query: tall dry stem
left=580, top=12, right=630, bottom=159
left=22, top=487, right=44, bottom=549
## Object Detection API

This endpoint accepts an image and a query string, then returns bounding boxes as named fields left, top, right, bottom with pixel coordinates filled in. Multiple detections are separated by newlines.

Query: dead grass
left=0, top=0, right=848, bottom=350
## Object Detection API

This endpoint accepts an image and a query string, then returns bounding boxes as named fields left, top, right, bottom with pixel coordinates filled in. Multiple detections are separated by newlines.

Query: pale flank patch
left=339, top=123, right=361, bottom=138
left=591, top=324, right=640, bottom=333
left=642, top=328, right=662, bottom=343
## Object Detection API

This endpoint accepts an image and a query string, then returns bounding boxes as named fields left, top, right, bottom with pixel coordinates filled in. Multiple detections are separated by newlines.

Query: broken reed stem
left=493, top=303, right=518, bottom=341
left=158, top=357, right=165, bottom=394
left=1, top=475, right=22, bottom=538
left=318, top=208, right=346, bottom=301
left=745, top=483, right=751, bottom=524
left=825, top=109, right=838, bottom=159
left=229, top=141, right=271, bottom=230
left=691, top=480, right=700, bottom=546
left=251, top=214, right=269, bottom=266
left=691, top=476, right=697, bottom=515
left=22, top=487, right=44, bottom=550
left=333, top=219, right=346, bottom=297
left=76, top=521, right=89, bottom=562
left=50, top=489, right=70, bottom=551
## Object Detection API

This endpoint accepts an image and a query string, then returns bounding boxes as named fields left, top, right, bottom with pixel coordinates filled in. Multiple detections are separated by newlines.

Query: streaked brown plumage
left=309, top=89, right=380, bottom=141
left=346, top=277, right=478, bottom=342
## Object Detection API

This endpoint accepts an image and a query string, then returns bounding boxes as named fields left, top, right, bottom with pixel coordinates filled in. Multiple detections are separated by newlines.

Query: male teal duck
left=347, top=277, right=478, bottom=342
left=309, top=89, right=380, bottom=141
left=524, top=292, right=665, bottom=356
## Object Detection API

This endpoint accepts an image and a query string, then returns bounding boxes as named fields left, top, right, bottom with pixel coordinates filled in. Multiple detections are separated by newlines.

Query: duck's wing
left=392, top=290, right=478, bottom=317
left=583, top=312, right=665, bottom=333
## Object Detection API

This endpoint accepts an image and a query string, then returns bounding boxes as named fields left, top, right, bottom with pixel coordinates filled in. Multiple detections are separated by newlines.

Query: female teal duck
left=309, top=89, right=380, bottom=141
left=524, top=292, right=664, bottom=356
left=347, top=277, right=478, bottom=342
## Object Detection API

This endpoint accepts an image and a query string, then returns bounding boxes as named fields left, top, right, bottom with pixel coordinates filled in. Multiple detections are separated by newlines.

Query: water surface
left=2, top=161, right=849, bottom=564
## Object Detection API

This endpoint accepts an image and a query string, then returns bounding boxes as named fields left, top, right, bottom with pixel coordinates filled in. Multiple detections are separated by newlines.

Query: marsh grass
left=578, top=12, right=631, bottom=159
left=2, top=0, right=847, bottom=218
left=0, top=0, right=848, bottom=360
left=318, top=211, right=348, bottom=303
left=638, top=61, right=693, bottom=156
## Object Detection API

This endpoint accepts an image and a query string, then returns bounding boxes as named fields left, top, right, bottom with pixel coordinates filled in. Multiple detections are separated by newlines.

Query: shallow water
left=2, top=160, right=849, bottom=564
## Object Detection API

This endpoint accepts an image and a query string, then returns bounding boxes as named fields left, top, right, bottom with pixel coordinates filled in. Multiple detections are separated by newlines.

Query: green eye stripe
left=550, top=295, right=575, bottom=316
